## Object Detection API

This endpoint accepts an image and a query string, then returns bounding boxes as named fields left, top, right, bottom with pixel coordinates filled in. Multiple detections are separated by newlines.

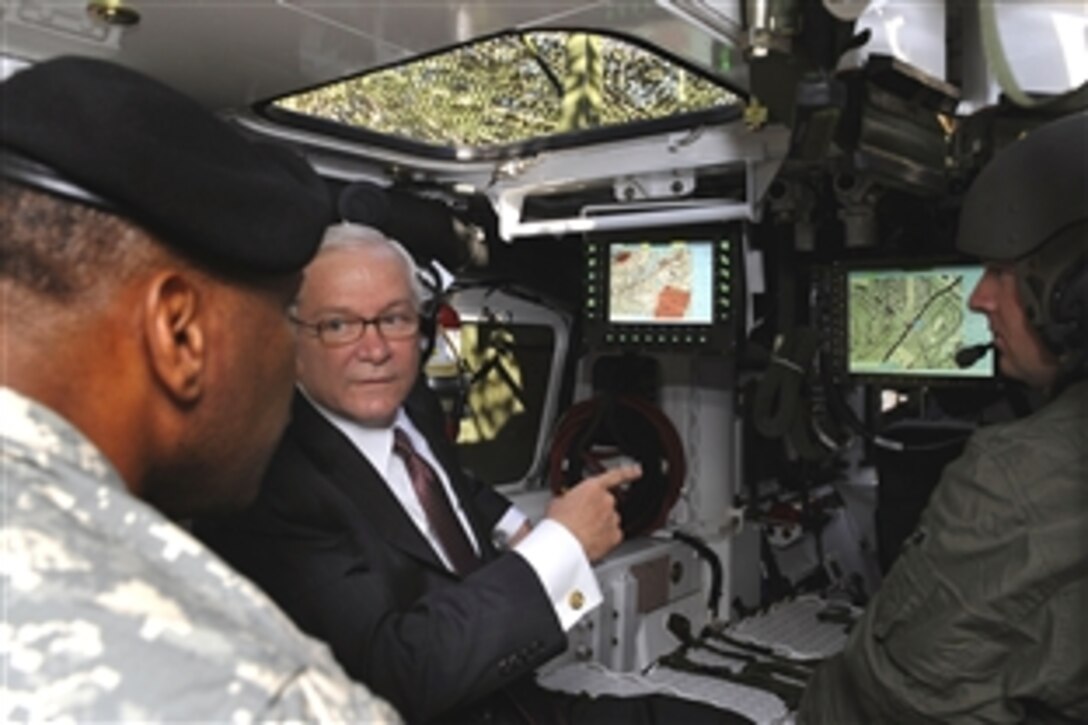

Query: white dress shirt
left=303, top=391, right=601, bottom=631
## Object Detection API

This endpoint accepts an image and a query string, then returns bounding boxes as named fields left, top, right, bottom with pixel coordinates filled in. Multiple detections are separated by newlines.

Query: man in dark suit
left=196, top=223, right=748, bottom=724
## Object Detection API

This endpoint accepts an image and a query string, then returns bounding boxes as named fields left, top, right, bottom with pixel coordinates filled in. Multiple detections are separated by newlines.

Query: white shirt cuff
left=493, top=506, right=529, bottom=549
left=513, top=518, right=602, bottom=631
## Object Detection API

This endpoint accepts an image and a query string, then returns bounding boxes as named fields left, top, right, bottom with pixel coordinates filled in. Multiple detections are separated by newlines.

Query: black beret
left=0, top=56, right=331, bottom=275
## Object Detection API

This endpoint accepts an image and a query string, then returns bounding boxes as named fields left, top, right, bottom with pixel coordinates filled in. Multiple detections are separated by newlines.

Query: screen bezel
left=823, top=257, right=996, bottom=387
left=583, top=224, right=739, bottom=352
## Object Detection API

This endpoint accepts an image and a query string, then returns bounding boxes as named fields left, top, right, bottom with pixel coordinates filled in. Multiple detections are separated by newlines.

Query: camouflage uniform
left=799, top=380, right=1088, bottom=723
left=0, top=387, right=400, bottom=723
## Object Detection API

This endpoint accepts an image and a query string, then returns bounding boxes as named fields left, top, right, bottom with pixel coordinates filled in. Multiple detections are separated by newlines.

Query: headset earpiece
left=1016, top=222, right=1088, bottom=357
left=1047, top=260, right=1088, bottom=357
left=415, top=262, right=443, bottom=362
left=417, top=296, right=439, bottom=360
left=1052, top=261, right=1088, bottom=326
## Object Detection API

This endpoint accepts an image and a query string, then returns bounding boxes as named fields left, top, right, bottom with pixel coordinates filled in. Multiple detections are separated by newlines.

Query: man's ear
left=144, top=271, right=206, bottom=404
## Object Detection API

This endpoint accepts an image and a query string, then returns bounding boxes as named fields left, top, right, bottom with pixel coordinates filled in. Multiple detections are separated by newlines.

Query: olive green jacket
left=799, top=380, right=1088, bottom=723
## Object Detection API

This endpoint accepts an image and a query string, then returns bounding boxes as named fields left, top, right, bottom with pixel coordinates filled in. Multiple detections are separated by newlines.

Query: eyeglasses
left=289, top=310, right=420, bottom=346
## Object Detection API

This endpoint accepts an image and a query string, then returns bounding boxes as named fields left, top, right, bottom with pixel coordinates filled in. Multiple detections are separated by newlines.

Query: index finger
left=587, top=464, right=642, bottom=490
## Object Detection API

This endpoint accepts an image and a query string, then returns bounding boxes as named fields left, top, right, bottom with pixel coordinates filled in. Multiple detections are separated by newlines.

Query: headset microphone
left=955, top=343, right=993, bottom=368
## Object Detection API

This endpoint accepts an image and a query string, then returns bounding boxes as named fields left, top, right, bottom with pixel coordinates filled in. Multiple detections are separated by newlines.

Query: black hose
left=671, top=530, right=723, bottom=619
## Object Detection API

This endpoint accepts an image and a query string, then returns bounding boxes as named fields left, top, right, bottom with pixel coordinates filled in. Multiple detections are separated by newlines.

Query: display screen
left=847, top=264, right=993, bottom=379
left=607, top=240, right=715, bottom=325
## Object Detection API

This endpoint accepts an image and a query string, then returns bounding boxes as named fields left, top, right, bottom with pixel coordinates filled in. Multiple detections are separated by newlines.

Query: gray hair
left=315, top=222, right=425, bottom=307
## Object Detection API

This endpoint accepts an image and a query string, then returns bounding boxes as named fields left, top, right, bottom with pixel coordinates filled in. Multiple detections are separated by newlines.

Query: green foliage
left=275, top=31, right=739, bottom=151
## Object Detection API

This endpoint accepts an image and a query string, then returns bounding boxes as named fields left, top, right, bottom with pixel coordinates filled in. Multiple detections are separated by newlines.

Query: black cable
left=753, top=330, right=813, bottom=439
left=702, top=627, right=823, bottom=668
left=753, top=327, right=832, bottom=462
left=671, top=530, right=723, bottom=620
left=758, top=530, right=794, bottom=607
left=666, top=614, right=811, bottom=682
left=663, top=614, right=806, bottom=708
left=657, top=652, right=805, bottom=711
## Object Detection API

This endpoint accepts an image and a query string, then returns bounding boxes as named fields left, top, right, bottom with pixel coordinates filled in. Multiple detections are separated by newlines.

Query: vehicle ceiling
left=4, top=1, right=1084, bottom=283
left=0, top=1, right=747, bottom=111
left=5, top=2, right=1086, bottom=141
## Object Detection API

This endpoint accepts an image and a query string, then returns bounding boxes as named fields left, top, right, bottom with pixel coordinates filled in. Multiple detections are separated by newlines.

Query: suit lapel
left=289, top=393, right=452, bottom=575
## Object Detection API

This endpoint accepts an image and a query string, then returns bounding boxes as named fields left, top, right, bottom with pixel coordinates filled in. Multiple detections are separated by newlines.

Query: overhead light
left=86, top=0, right=140, bottom=27
left=8, top=2, right=121, bottom=47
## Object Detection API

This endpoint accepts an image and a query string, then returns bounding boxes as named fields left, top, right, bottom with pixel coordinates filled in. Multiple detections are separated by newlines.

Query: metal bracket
left=488, top=123, right=791, bottom=241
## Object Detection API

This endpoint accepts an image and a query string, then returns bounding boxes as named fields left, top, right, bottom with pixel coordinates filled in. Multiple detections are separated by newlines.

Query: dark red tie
left=393, top=428, right=479, bottom=575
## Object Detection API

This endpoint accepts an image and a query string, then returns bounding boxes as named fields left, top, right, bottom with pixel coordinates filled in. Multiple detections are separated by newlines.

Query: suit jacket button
left=568, top=590, right=585, bottom=610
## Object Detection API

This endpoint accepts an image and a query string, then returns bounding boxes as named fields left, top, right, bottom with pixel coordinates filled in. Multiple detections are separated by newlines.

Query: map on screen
left=607, top=240, right=714, bottom=324
left=847, top=264, right=993, bottom=378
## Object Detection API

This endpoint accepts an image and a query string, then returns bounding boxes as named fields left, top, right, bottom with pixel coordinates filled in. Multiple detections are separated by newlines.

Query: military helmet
left=956, top=112, right=1088, bottom=359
